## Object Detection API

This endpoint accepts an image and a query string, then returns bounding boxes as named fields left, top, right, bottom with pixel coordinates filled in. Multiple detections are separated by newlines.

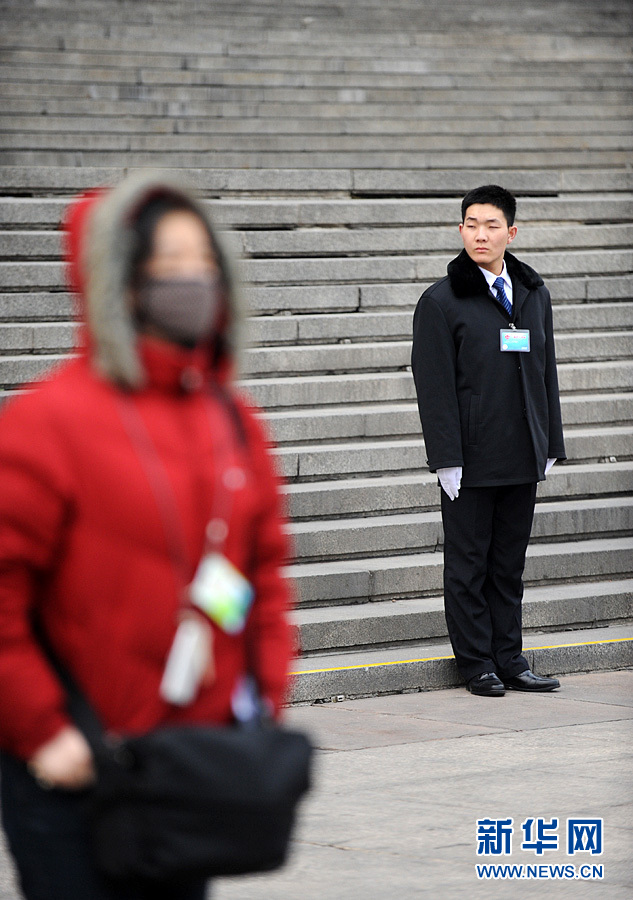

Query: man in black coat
left=412, top=185, right=566, bottom=696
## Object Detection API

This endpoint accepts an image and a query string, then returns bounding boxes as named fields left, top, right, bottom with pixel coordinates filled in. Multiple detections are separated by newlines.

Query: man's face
left=459, top=203, right=517, bottom=275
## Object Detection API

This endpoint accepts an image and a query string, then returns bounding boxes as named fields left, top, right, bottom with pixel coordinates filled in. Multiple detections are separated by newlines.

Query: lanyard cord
left=115, top=388, right=238, bottom=599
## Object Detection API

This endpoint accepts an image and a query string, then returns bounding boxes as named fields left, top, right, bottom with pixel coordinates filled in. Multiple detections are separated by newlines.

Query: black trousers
left=441, top=482, right=537, bottom=682
left=0, top=752, right=209, bottom=900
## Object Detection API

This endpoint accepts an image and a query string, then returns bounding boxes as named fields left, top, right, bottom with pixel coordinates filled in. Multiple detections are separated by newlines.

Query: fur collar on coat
left=447, top=249, right=544, bottom=299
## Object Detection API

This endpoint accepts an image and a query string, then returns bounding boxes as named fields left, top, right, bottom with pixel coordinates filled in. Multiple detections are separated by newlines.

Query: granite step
left=283, top=461, right=633, bottom=521
left=2, top=165, right=632, bottom=197
left=2, top=114, right=632, bottom=137
left=246, top=305, right=633, bottom=348
left=289, top=497, right=633, bottom=564
left=3, top=60, right=633, bottom=95
left=240, top=332, right=633, bottom=378
left=268, top=395, right=633, bottom=447
left=247, top=273, right=633, bottom=311
left=0, top=322, right=633, bottom=368
left=1, top=354, right=629, bottom=399
left=2, top=273, right=628, bottom=322
left=5, top=222, right=633, bottom=259
left=5, top=248, right=632, bottom=290
left=289, top=536, right=633, bottom=606
left=2, top=74, right=631, bottom=107
left=2, top=43, right=632, bottom=77
left=294, top=578, right=633, bottom=654
left=273, top=426, right=633, bottom=482
left=1, top=195, right=632, bottom=230
left=245, top=363, right=633, bottom=410
left=2, top=15, right=632, bottom=48
left=290, top=623, right=633, bottom=702
left=2, top=150, right=630, bottom=171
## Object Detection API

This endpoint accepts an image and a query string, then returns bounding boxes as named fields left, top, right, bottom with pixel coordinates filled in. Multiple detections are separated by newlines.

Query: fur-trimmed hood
left=62, top=171, right=244, bottom=389
left=447, top=249, right=544, bottom=299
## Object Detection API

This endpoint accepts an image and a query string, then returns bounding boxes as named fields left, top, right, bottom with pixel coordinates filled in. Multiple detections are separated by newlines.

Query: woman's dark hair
left=461, top=184, right=517, bottom=227
left=127, top=191, right=221, bottom=288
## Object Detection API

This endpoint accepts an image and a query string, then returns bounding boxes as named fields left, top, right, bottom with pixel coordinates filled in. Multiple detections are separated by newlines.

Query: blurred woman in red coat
left=0, top=172, right=294, bottom=900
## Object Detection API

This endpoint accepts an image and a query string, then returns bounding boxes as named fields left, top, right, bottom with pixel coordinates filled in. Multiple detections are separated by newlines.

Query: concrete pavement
left=0, top=669, right=631, bottom=899
left=217, top=669, right=633, bottom=900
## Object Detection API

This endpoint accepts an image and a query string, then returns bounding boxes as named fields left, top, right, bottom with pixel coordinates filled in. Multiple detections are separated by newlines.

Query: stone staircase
left=1, top=0, right=632, bottom=702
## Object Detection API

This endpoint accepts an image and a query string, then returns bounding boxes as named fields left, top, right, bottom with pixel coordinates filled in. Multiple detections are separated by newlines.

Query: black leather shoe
left=467, top=672, right=505, bottom=696
left=503, top=669, right=560, bottom=692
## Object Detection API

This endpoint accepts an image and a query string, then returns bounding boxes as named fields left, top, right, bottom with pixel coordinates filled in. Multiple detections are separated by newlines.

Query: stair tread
left=289, top=534, right=633, bottom=575
left=288, top=494, right=633, bottom=534
left=292, top=622, right=633, bottom=672
left=294, top=578, right=633, bottom=626
left=2, top=0, right=632, bottom=694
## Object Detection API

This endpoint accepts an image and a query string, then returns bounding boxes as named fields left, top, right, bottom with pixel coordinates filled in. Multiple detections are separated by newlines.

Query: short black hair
left=461, top=185, right=517, bottom=227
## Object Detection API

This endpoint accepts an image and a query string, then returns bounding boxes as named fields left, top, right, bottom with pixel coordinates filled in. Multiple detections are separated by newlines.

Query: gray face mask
left=136, top=277, right=222, bottom=347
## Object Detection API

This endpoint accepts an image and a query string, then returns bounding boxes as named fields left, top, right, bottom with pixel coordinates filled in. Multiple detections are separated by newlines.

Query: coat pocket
left=467, top=395, right=480, bottom=446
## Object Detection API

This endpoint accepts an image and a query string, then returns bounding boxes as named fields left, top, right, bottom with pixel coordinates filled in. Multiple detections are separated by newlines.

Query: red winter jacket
left=0, top=175, right=293, bottom=761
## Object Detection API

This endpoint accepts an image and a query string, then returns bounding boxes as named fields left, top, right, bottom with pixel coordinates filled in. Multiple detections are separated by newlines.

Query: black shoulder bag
left=58, top=673, right=313, bottom=882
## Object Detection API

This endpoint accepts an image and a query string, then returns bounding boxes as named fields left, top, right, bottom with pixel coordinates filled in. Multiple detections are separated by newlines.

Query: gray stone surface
left=290, top=537, right=633, bottom=605
left=216, top=670, right=632, bottom=898
left=245, top=302, right=633, bottom=346
left=294, top=579, right=633, bottom=654
left=0, top=0, right=631, bottom=726
left=291, top=625, right=633, bottom=702
left=3, top=670, right=630, bottom=900
left=289, top=498, right=633, bottom=562
left=271, top=426, right=631, bottom=482
left=267, top=396, right=632, bottom=446
left=242, top=361, right=632, bottom=410
left=283, top=461, right=633, bottom=519
left=241, top=332, right=632, bottom=377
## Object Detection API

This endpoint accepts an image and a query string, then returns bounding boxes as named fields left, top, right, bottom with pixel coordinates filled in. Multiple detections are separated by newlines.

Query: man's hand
left=438, top=466, right=462, bottom=501
left=27, top=725, right=96, bottom=791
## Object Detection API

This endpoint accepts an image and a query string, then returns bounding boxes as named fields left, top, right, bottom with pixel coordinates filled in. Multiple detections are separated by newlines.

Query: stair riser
left=275, top=430, right=632, bottom=481
left=298, top=589, right=633, bottom=654
left=2, top=324, right=632, bottom=373
left=285, top=465, right=633, bottom=520
left=291, top=542, right=633, bottom=605
left=269, top=396, right=633, bottom=445
left=291, top=502, right=633, bottom=562
left=7, top=224, right=633, bottom=261
left=2, top=198, right=632, bottom=229
left=290, top=639, right=633, bottom=703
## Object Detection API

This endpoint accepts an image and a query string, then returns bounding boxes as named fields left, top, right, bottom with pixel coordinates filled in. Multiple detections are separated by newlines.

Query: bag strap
left=33, top=623, right=112, bottom=759
left=61, top=674, right=113, bottom=760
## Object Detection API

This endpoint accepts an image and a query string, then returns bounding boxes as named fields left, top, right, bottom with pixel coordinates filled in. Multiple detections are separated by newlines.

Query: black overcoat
left=411, top=249, right=566, bottom=487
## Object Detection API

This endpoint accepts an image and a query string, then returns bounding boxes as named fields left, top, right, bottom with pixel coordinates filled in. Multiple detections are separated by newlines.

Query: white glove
left=437, top=466, right=462, bottom=501
left=545, top=458, right=557, bottom=475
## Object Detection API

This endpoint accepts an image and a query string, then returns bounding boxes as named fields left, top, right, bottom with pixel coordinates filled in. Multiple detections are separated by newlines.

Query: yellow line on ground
left=294, top=637, right=632, bottom=675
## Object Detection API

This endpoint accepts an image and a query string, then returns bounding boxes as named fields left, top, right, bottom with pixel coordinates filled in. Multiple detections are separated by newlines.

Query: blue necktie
left=493, top=276, right=512, bottom=316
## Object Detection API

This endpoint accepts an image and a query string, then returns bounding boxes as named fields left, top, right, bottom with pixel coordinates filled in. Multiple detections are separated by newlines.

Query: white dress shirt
left=478, top=261, right=513, bottom=309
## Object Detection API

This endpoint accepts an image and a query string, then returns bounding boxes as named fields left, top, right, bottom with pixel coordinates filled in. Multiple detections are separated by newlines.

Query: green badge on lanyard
left=189, top=552, right=255, bottom=634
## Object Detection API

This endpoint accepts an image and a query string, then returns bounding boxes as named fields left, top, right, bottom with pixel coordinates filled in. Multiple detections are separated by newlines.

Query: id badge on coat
left=189, top=553, right=254, bottom=634
left=160, top=616, right=213, bottom=706
left=500, top=329, right=530, bottom=352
